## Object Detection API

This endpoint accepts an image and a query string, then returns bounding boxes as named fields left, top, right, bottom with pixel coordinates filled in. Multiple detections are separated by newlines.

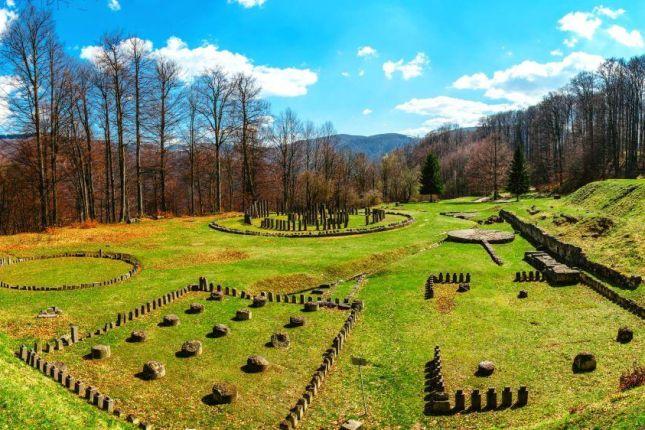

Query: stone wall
left=580, top=273, right=644, bottom=319
left=0, top=250, right=141, bottom=291
left=500, top=210, right=641, bottom=290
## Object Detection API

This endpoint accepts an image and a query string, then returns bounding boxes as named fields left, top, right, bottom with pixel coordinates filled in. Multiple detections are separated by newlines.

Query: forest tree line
left=0, top=4, right=642, bottom=234
left=414, top=54, right=644, bottom=198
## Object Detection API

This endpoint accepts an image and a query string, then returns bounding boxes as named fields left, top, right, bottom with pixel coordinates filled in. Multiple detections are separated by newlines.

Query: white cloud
left=229, top=0, right=266, bottom=8
left=593, top=6, right=624, bottom=19
left=558, top=11, right=601, bottom=40
left=563, top=37, right=578, bottom=47
left=550, top=49, right=564, bottom=57
left=452, top=51, right=604, bottom=105
left=81, top=37, right=317, bottom=98
left=607, top=25, right=644, bottom=48
left=382, top=52, right=428, bottom=80
left=362, top=108, right=372, bottom=115
left=396, top=96, right=516, bottom=135
left=107, top=0, right=121, bottom=11
left=341, top=71, right=350, bottom=77
left=0, top=7, right=17, bottom=34
left=357, top=46, right=377, bottom=58
left=6, top=0, right=15, bottom=7
left=358, top=69, right=365, bottom=77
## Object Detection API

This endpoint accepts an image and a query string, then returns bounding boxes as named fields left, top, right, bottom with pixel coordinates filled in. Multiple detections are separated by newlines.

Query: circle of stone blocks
left=304, top=302, right=319, bottom=312
left=236, top=309, right=252, bottom=321
left=252, top=296, right=267, bottom=308
left=0, top=250, right=142, bottom=291
left=162, top=314, right=180, bottom=326
left=211, top=382, right=238, bottom=404
left=476, top=360, right=495, bottom=377
left=616, top=327, right=633, bottom=343
left=573, top=352, right=596, bottom=372
left=270, top=332, right=290, bottom=348
left=142, top=360, right=166, bottom=380
left=91, top=345, right=111, bottom=360
left=518, top=290, right=528, bottom=299
left=130, top=331, right=147, bottom=342
left=212, top=324, right=230, bottom=337
left=289, top=316, right=305, bottom=327
left=446, top=229, right=515, bottom=244
left=456, top=283, right=470, bottom=293
left=180, top=340, right=203, bottom=357
left=188, top=303, right=205, bottom=314
left=246, top=355, right=269, bottom=373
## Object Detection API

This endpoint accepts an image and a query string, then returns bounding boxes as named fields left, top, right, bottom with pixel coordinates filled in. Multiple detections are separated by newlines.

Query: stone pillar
left=517, top=386, right=528, bottom=406
left=501, top=387, right=512, bottom=408
left=486, top=388, right=497, bottom=410
left=471, top=389, right=481, bottom=411
left=454, top=389, right=465, bottom=411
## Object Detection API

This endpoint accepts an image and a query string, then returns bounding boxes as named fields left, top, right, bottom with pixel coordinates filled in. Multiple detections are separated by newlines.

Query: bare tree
left=196, top=68, right=234, bottom=212
left=1, top=5, right=54, bottom=228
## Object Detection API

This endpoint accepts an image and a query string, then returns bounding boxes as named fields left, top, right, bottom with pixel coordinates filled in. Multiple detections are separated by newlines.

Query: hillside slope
left=511, top=179, right=644, bottom=298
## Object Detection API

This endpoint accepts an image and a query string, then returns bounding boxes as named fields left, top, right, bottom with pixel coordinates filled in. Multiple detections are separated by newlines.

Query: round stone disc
left=446, top=229, right=514, bottom=243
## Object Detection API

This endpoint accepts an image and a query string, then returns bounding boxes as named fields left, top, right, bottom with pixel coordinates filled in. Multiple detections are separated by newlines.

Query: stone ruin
left=162, top=314, right=180, bottom=326
left=236, top=309, right=252, bottom=321
left=246, top=355, right=269, bottom=373
left=524, top=251, right=580, bottom=285
left=142, top=360, right=165, bottom=380
left=211, top=382, right=238, bottom=404
left=180, top=340, right=203, bottom=357
left=37, top=306, right=63, bottom=318
left=91, top=345, right=111, bottom=360
left=270, top=332, right=291, bottom=348
left=573, top=353, right=596, bottom=373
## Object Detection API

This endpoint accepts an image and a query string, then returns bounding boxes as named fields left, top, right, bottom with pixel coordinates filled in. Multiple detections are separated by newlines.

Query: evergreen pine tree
left=507, top=145, right=530, bottom=200
left=420, top=152, right=444, bottom=196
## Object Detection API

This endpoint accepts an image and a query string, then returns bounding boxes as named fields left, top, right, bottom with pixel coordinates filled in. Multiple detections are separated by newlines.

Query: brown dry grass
left=434, top=285, right=456, bottom=314
left=2, top=313, right=72, bottom=339
left=251, top=273, right=319, bottom=294
left=0, top=219, right=167, bottom=253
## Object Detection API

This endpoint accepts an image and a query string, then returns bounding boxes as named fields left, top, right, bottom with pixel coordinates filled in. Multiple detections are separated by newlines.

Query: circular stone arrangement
left=0, top=250, right=141, bottom=291
left=446, top=229, right=515, bottom=244
left=209, top=211, right=414, bottom=238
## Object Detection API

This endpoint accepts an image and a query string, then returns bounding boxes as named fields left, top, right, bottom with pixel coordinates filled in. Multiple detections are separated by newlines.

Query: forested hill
left=335, top=133, right=418, bottom=159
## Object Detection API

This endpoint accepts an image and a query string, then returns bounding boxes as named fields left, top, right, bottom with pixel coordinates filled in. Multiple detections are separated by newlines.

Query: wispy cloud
left=357, top=46, right=377, bottom=58
left=383, top=52, right=428, bottom=80
left=107, top=0, right=121, bottom=12
left=362, top=108, right=373, bottom=115
left=229, top=0, right=267, bottom=8
left=593, top=5, right=624, bottom=19
left=396, top=96, right=515, bottom=135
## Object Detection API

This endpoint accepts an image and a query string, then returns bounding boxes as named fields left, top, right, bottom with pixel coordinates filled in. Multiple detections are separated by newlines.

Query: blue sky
left=1, top=0, right=644, bottom=135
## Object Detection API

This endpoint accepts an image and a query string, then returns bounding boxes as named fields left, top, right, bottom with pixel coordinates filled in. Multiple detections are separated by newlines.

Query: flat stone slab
left=446, top=229, right=515, bottom=244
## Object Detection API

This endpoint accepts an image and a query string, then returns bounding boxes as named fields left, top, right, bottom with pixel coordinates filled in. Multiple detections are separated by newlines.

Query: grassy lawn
left=46, top=293, right=346, bottom=429
left=0, top=257, right=133, bottom=287
left=0, top=181, right=642, bottom=429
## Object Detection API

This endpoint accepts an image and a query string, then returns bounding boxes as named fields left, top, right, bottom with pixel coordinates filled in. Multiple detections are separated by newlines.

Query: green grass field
left=0, top=179, right=642, bottom=429
left=0, top=257, right=133, bottom=287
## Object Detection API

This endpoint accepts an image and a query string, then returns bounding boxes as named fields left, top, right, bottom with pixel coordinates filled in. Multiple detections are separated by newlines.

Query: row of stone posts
left=365, top=208, right=386, bottom=225
left=280, top=303, right=362, bottom=429
left=432, top=272, right=471, bottom=284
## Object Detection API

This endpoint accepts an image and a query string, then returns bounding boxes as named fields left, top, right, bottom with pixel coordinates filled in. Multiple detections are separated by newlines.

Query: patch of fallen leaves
left=434, top=285, right=456, bottom=314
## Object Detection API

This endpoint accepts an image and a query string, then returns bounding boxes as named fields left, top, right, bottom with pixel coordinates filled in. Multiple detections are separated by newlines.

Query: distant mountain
left=334, top=133, right=418, bottom=160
